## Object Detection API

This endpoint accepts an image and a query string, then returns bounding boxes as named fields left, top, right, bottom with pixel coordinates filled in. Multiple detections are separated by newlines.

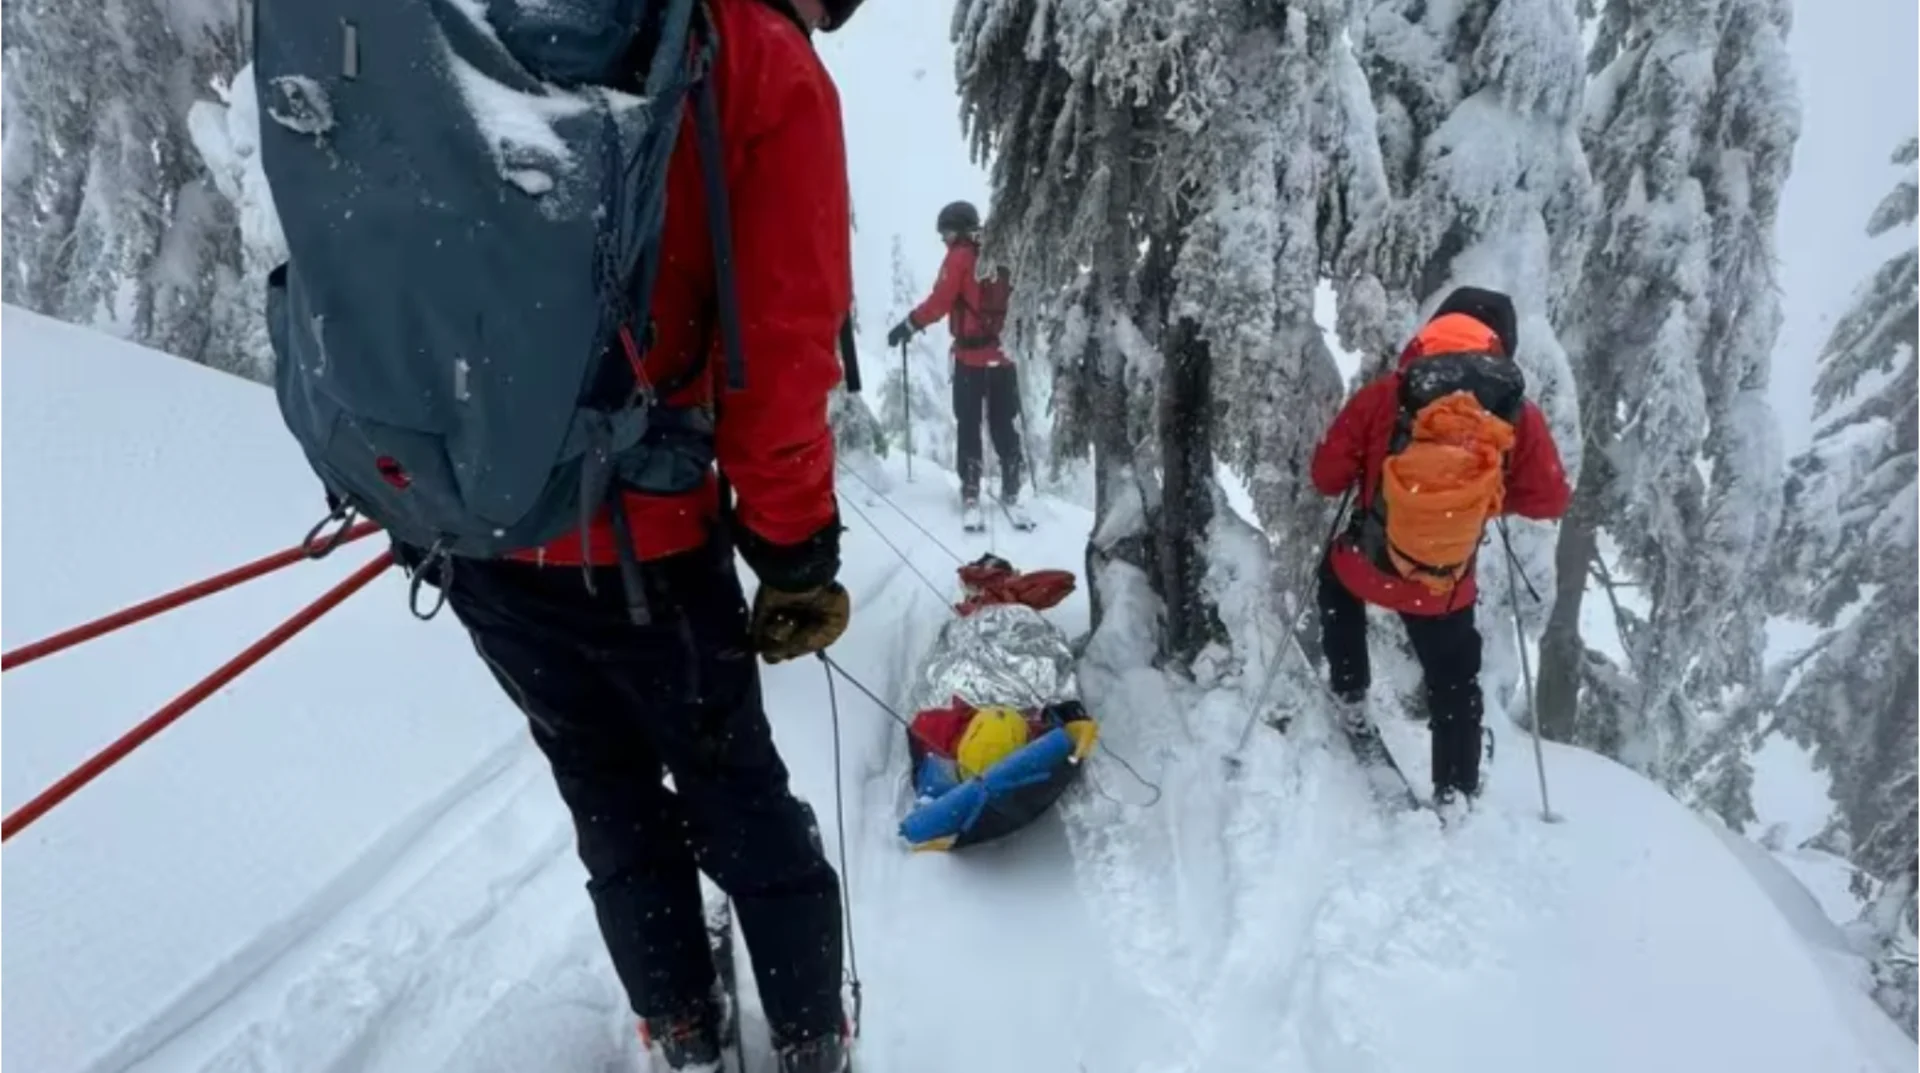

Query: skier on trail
left=431, top=0, right=859, bottom=1068
left=886, top=201, right=1032, bottom=532
left=1310, top=287, right=1572, bottom=816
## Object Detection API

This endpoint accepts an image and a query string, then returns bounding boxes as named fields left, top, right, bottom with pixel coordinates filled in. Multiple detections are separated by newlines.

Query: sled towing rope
left=2, top=527, right=393, bottom=843
left=1, top=521, right=381, bottom=671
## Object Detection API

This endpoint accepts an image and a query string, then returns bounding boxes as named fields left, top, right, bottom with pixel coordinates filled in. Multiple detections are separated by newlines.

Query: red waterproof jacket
left=514, top=0, right=850, bottom=568
left=1311, top=316, right=1572, bottom=615
left=909, top=240, right=1011, bottom=368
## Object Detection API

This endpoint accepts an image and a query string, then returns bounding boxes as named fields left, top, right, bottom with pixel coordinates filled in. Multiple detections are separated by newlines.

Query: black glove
left=735, top=513, right=842, bottom=594
left=886, top=319, right=916, bottom=348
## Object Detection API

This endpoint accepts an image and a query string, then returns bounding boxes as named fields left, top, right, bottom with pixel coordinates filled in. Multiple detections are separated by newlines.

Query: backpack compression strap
left=696, top=69, right=747, bottom=391
left=594, top=53, right=747, bottom=626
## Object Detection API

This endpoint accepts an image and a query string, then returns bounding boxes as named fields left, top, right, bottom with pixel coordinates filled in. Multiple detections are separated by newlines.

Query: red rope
left=1, top=521, right=381, bottom=672
left=1, top=550, right=395, bottom=844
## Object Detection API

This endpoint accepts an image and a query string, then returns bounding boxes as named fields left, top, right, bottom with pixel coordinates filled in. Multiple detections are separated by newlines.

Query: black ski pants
left=444, top=539, right=844, bottom=1046
left=1316, top=557, right=1485, bottom=796
left=953, top=361, right=1023, bottom=500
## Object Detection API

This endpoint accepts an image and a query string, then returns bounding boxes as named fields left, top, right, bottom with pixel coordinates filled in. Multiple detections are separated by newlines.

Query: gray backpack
left=255, top=0, right=744, bottom=618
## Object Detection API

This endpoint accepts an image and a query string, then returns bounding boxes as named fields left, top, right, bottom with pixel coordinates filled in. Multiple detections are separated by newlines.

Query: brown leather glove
left=749, top=582, right=851, bottom=664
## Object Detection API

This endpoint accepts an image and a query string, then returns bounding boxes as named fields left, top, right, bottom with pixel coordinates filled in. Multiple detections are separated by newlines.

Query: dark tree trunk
left=1537, top=433, right=1607, bottom=742
left=1084, top=97, right=1144, bottom=636
left=1157, top=316, right=1223, bottom=665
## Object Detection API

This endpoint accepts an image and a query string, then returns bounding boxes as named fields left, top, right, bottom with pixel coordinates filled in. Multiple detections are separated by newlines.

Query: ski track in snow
left=138, top=748, right=602, bottom=1073
left=111, top=466, right=1123, bottom=1073
left=124, top=741, right=536, bottom=1071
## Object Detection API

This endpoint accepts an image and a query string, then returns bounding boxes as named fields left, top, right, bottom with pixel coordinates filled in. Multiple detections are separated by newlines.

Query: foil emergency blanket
left=906, top=603, right=1078, bottom=714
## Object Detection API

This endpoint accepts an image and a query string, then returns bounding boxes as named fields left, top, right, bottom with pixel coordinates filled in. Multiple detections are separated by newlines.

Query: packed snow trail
left=5, top=308, right=1910, bottom=1073
left=828, top=463, right=1191, bottom=1072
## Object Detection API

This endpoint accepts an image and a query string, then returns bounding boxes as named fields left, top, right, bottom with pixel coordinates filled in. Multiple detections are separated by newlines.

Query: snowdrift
left=4, top=306, right=1909, bottom=1072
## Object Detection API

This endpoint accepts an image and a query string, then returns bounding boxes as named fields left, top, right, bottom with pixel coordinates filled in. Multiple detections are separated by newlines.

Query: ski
left=1337, top=718, right=1424, bottom=812
left=1344, top=720, right=1498, bottom=823
left=997, top=498, right=1036, bottom=531
left=703, top=885, right=746, bottom=1073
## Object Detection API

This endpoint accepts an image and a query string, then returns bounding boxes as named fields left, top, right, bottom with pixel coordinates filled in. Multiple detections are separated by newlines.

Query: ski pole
left=1225, top=490, right=1355, bottom=775
left=2, top=549, right=395, bottom=843
left=1224, top=638, right=1293, bottom=776
left=899, top=340, right=914, bottom=481
left=1499, top=520, right=1560, bottom=823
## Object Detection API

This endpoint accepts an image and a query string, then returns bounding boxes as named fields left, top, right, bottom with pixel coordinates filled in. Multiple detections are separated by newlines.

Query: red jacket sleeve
left=1312, top=381, right=1387, bottom=497
left=910, top=244, right=970, bottom=330
left=1503, top=402, right=1573, bottom=520
left=710, top=3, right=850, bottom=548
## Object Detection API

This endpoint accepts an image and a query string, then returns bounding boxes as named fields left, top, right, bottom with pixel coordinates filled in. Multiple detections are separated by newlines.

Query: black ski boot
left=640, top=1002, right=724, bottom=1071
left=776, top=1030, right=852, bottom=1073
left=1433, top=779, right=1481, bottom=827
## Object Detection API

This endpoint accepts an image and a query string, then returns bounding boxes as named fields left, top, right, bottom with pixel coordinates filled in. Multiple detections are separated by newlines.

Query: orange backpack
left=1360, top=347, right=1527, bottom=595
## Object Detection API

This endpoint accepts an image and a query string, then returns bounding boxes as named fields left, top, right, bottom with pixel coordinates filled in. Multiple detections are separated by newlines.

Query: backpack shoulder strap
left=692, top=28, right=746, bottom=391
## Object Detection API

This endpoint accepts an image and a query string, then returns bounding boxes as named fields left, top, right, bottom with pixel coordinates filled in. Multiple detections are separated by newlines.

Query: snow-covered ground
left=5, top=308, right=1913, bottom=1072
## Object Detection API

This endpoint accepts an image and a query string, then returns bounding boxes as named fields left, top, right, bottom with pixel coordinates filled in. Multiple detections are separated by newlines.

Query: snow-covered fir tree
left=1851, top=850, right=1918, bottom=1037
left=1343, top=0, right=1594, bottom=691
left=828, top=384, right=886, bottom=458
left=828, top=312, right=888, bottom=465
left=1193, top=0, right=1381, bottom=619
left=3, top=0, right=260, bottom=379
left=1534, top=0, right=1798, bottom=786
left=953, top=0, right=1368, bottom=664
left=1762, top=137, right=1918, bottom=937
left=188, top=62, right=292, bottom=386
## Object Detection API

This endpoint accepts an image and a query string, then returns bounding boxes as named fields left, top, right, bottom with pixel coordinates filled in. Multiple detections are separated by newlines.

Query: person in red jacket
left=440, top=1, right=862, bottom=1070
left=1310, top=287, right=1571, bottom=812
left=887, top=200, right=1028, bottom=527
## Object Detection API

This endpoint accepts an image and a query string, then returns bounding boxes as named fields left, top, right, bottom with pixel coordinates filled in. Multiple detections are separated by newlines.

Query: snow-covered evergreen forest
left=2, top=0, right=1913, bottom=1036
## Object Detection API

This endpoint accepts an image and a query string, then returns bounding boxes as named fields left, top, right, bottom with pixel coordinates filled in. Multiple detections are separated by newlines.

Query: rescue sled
left=897, top=556, right=1099, bottom=852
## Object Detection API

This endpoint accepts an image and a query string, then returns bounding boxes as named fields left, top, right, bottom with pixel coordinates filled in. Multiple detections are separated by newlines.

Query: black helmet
left=936, top=200, right=982, bottom=236
left=818, top=0, right=865, bottom=31
left=1431, top=286, right=1518, bottom=358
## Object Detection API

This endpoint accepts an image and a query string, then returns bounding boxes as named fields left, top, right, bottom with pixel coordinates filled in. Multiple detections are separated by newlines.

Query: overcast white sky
left=822, top=3, right=1917, bottom=452
left=1772, top=0, right=1918, bottom=451
left=818, top=5, right=993, bottom=351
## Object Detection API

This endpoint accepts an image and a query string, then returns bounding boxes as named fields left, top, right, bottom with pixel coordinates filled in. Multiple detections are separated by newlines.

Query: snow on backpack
left=254, top=0, right=742, bottom=614
left=1358, top=350, right=1526, bottom=595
